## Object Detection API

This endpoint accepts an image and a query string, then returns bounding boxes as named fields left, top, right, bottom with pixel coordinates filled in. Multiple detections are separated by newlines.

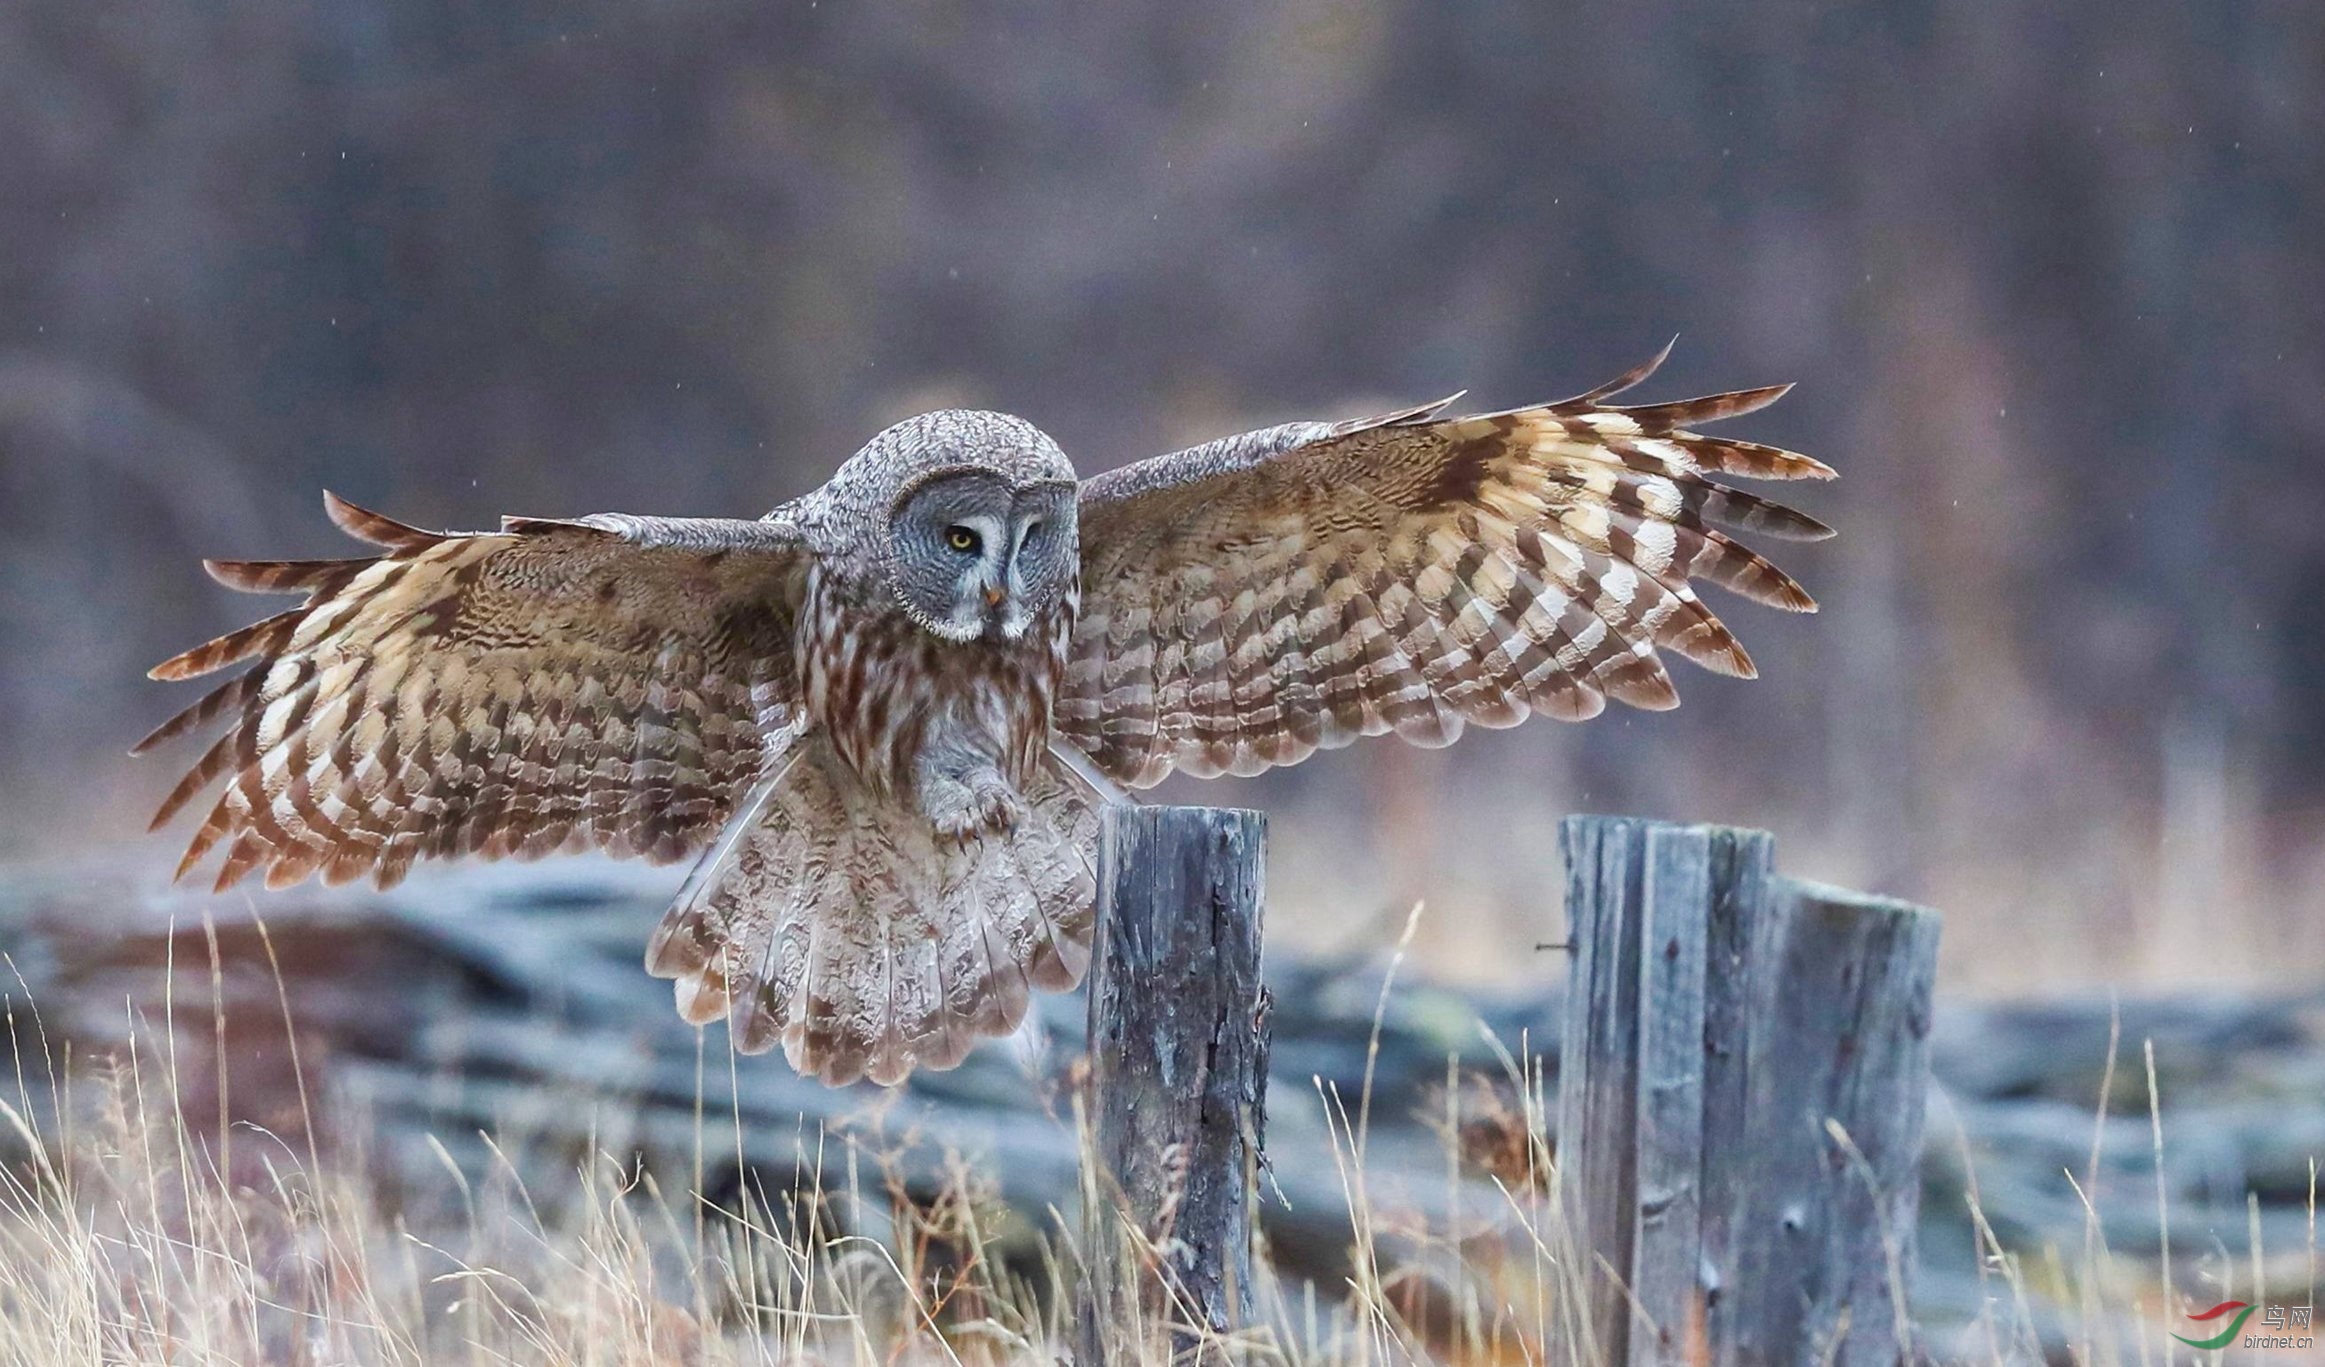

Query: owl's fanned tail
left=644, top=737, right=1099, bottom=1086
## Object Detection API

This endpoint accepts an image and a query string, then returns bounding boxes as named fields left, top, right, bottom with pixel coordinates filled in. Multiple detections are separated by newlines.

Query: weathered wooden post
left=1554, top=816, right=1940, bottom=1366
left=1077, top=805, right=1269, bottom=1364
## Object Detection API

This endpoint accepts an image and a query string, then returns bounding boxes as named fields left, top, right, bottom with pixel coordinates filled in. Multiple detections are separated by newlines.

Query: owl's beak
left=984, top=586, right=1006, bottom=609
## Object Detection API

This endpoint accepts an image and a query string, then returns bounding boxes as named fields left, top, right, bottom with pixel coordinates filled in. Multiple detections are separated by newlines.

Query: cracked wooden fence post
left=1552, top=815, right=1940, bottom=1366
left=1077, top=805, right=1269, bottom=1365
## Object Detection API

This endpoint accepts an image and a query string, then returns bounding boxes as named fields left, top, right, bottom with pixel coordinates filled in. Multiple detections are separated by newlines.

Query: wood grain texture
left=1630, top=825, right=1713, bottom=1358
left=1554, top=816, right=1935, bottom=1367
left=1553, top=814, right=1650, bottom=1366
left=1556, top=818, right=1776, bottom=1364
left=1709, top=879, right=1939, bottom=1366
left=1078, top=804, right=1269, bottom=1363
left=1691, top=826, right=1778, bottom=1342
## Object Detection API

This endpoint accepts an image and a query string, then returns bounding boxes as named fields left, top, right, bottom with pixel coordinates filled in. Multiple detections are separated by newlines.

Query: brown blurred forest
left=3, top=0, right=2320, bottom=993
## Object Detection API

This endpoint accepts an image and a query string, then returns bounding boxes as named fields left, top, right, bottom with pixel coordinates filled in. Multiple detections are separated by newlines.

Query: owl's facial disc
left=887, top=471, right=1077, bottom=643
left=994, top=482, right=1077, bottom=639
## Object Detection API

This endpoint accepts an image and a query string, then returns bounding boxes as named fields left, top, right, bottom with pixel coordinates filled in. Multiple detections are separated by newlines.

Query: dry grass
left=0, top=955, right=1578, bottom=1367
left=3, top=946, right=2314, bottom=1365
left=1934, top=1017, right=2323, bottom=1367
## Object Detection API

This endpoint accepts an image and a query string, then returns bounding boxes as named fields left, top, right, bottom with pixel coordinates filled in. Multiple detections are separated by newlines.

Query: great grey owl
left=138, top=344, right=1834, bottom=1086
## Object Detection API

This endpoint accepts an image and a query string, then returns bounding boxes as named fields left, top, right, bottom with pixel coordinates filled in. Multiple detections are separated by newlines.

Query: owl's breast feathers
left=653, top=564, right=1099, bottom=1085
left=797, top=561, right=1076, bottom=824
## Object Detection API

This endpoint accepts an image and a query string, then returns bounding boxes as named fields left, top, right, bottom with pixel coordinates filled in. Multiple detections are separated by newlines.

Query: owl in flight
left=139, top=344, right=1833, bottom=1086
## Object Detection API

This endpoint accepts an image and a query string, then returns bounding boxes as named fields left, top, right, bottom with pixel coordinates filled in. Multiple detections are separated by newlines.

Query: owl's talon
left=928, top=779, right=1025, bottom=847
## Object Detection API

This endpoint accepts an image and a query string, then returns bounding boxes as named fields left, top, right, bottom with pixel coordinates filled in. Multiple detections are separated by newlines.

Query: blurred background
left=6, top=4, right=2325, bottom=1358
left=3, top=0, right=2321, bottom=995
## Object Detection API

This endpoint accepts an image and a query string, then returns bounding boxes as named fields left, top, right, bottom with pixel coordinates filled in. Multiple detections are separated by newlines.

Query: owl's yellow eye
left=946, top=525, right=981, bottom=554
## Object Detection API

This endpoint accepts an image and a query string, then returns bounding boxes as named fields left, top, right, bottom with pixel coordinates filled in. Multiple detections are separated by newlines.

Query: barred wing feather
left=137, top=494, right=810, bottom=891
left=1063, top=345, right=1836, bottom=787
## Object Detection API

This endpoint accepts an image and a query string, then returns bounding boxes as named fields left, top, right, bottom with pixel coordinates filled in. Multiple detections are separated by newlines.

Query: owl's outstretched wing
left=138, top=494, right=810, bottom=891
left=1064, top=344, right=1836, bottom=787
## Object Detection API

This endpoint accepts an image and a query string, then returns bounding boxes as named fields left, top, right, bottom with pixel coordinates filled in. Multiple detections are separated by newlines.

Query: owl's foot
left=924, top=773, right=1027, bottom=847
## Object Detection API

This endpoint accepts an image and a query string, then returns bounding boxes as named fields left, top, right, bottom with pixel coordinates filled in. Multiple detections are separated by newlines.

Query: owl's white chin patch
left=928, top=612, right=985, bottom=644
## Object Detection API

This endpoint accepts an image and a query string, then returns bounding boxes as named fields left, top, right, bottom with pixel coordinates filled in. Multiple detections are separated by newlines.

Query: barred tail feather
left=644, top=739, right=1098, bottom=1086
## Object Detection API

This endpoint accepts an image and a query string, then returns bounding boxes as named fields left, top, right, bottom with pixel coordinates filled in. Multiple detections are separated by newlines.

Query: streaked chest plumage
left=798, top=563, right=1078, bottom=805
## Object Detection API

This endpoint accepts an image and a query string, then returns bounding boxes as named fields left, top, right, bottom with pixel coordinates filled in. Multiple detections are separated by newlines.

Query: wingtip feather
left=203, top=557, right=379, bottom=595
left=1575, top=337, right=1679, bottom=404
left=323, top=489, right=443, bottom=551
left=147, top=609, right=301, bottom=682
left=132, top=670, right=263, bottom=755
left=172, top=844, right=207, bottom=886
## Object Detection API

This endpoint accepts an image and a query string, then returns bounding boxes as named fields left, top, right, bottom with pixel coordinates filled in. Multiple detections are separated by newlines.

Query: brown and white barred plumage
left=1062, top=344, right=1832, bottom=784
left=643, top=737, right=1098, bottom=1085
left=141, top=345, right=1833, bottom=1086
left=135, top=498, right=806, bottom=890
left=797, top=560, right=1073, bottom=812
left=654, top=556, right=1094, bottom=1084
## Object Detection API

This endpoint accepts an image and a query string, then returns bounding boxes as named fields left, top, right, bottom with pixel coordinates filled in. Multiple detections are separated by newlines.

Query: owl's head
left=854, top=410, right=1080, bottom=644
